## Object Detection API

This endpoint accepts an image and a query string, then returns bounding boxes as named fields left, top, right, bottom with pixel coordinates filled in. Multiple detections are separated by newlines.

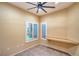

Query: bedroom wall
left=67, top=3, right=79, bottom=43
left=40, top=2, right=79, bottom=55
left=40, top=7, right=68, bottom=40
left=0, top=2, right=40, bottom=56
left=40, top=7, right=69, bottom=54
left=67, top=2, right=79, bottom=55
left=0, top=21, right=2, bottom=55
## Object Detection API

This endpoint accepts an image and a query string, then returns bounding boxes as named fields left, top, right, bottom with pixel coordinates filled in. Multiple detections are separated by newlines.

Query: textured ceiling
left=9, top=2, right=73, bottom=16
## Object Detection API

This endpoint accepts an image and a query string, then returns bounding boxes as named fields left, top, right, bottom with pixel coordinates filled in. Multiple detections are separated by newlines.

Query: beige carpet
left=15, top=45, right=70, bottom=56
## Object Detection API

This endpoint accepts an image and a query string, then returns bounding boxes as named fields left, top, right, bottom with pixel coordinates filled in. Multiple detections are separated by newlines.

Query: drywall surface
left=40, top=2, right=79, bottom=55
left=41, top=8, right=68, bottom=39
left=0, top=2, right=39, bottom=55
left=67, top=3, right=79, bottom=55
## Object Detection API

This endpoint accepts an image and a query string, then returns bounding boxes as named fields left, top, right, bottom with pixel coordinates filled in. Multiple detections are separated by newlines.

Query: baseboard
left=10, top=43, right=39, bottom=56
left=10, top=42, right=72, bottom=56
left=41, top=44, right=72, bottom=56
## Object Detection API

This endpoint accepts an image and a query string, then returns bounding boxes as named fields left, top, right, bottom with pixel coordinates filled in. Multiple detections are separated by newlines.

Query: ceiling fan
left=26, top=2, right=55, bottom=13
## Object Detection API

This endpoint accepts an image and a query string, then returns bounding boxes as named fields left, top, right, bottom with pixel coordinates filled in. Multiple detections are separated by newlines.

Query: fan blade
left=41, top=8, right=47, bottom=13
left=39, top=2, right=42, bottom=4
left=37, top=8, right=39, bottom=13
left=42, top=2, right=47, bottom=5
left=27, top=7, right=36, bottom=10
left=26, top=2, right=37, bottom=6
left=42, top=6, right=55, bottom=8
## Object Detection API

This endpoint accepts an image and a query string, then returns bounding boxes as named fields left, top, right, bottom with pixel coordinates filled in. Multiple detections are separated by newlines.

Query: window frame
left=24, top=21, right=38, bottom=42
left=41, top=23, right=47, bottom=40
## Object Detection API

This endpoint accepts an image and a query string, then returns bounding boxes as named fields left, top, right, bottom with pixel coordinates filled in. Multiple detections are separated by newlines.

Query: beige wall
left=0, top=23, right=1, bottom=55
left=67, top=3, right=79, bottom=55
left=40, top=8, right=70, bottom=55
left=40, top=3, right=79, bottom=55
left=40, top=8, right=68, bottom=39
left=67, top=3, right=79, bottom=42
left=0, top=2, right=39, bottom=55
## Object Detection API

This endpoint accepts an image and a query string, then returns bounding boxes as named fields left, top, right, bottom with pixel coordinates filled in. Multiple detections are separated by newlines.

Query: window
left=26, top=23, right=32, bottom=41
left=42, top=24, right=47, bottom=39
left=25, top=22, right=38, bottom=42
left=33, top=24, right=38, bottom=39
